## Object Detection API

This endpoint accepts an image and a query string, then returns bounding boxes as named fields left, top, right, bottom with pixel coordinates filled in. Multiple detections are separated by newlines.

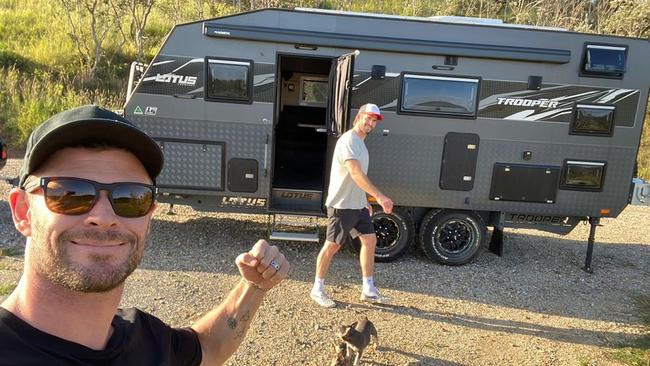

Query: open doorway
left=270, top=55, right=332, bottom=212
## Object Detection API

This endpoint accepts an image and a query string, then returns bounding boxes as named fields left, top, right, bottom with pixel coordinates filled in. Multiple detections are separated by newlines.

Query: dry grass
left=612, top=295, right=650, bottom=366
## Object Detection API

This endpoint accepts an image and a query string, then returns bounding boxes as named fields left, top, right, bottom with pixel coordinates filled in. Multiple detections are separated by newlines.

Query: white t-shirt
left=325, top=130, right=369, bottom=209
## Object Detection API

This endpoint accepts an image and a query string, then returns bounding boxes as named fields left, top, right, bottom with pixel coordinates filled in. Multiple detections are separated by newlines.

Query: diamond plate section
left=157, top=140, right=223, bottom=190
left=130, top=116, right=271, bottom=196
left=366, top=133, right=442, bottom=206
left=365, top=133, right=636, bottom=217
left=473, top=141, right=635, bottom=216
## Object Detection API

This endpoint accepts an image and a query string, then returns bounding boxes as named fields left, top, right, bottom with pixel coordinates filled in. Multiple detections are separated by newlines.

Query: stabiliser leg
left=583, top=217, right=600, bottom=274
left=489, top=227, right=504, bottom=256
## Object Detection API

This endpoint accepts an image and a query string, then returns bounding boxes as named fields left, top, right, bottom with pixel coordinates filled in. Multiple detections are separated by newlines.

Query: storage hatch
left=490, top=163, right=560, bottom=203
left=439, top=132, right=479, bottom=191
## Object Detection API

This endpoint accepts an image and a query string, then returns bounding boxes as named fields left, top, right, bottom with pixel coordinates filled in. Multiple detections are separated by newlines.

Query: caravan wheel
left=418, top=210, right=487, bottom=265
left=350, top=207, right=414, bottom=262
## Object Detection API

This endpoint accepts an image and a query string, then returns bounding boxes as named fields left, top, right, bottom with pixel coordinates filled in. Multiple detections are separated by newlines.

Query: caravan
left=124, top=8, right=650, bottom=270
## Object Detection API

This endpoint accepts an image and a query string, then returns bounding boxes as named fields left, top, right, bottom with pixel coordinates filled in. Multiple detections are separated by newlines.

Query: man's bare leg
left=311, top=240, right=341, bottom=307
left=316, top=240, right=341, bottom=279
left=358, top=234, right=390, bottom=303
left=358, top=233, right=376, bottom=278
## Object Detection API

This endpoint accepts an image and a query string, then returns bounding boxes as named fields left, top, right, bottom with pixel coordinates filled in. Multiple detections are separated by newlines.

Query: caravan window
left=206, top=58, right=252, bottom=103
left=560, top=160, right=606, bottom=191
left=581, top=44, right=627, bottom=79
left=299, top=77, right=328, bottom=107
left=570, top=104, right=615, bottom=136
left=400, top=74, right=480, bottom=118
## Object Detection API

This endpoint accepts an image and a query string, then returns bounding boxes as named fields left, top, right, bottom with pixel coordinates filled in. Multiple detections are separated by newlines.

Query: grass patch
left=611, top=295, right=650, bottom=366
left=578, top=357, right=594, bottom=366
left=0, top=246, right=23, bottom=257
left=0, top=66, right=122, bottom=145
left=0, top=0, right=648, bottom=174
left=613, top=344, right=650, bottom=366
left=0, top=282, right=16, bottom=295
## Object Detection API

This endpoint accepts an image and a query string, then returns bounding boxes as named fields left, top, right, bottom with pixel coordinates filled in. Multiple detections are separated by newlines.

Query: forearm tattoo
left=234, top=327, right=246, bottom=340
left=228, top=310, right=252, bottom=340
left=227, top=317, right=237, bottom=330
left=241, top=311, right=251, bottom=322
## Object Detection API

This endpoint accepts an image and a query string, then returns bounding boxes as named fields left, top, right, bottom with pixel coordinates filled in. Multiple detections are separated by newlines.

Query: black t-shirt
left=0, top=307, right=202, bottom=366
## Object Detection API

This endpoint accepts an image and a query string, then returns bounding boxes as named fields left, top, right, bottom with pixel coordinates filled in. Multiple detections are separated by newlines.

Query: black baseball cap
left=18, top=105, right=164, bottom=187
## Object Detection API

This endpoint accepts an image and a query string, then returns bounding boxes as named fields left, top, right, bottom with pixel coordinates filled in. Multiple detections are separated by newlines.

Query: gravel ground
left=1, top=156, right=649, bottom=366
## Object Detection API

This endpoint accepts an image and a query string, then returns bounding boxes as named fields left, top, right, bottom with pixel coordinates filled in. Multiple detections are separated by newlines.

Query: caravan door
left=322, top=51, right=356, bottom=208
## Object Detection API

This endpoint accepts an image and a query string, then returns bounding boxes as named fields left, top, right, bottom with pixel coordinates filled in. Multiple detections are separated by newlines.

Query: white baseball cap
left=359, top=103, right=383, bottom=120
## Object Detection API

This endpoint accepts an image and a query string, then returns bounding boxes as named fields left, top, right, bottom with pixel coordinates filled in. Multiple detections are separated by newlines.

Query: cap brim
left=367, top=113, right=383, bottom=121
left=27, top=119, right=163, bottom=182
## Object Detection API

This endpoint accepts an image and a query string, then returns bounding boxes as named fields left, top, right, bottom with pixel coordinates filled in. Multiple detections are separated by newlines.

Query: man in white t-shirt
left=310, top=103, right=394, bottom=308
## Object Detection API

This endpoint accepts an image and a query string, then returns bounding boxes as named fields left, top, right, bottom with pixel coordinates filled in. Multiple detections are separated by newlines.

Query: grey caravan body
left=124, top=8, right=650, bottom=267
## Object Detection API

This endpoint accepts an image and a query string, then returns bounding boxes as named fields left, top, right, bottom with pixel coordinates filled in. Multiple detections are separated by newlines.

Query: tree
left=60, top=0, right=122, bottom=83
left=111, top=0, right=156, bottom=64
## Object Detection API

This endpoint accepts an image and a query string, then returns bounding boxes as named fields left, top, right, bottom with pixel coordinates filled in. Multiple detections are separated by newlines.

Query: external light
left=295, top=44, right=318, bottom=50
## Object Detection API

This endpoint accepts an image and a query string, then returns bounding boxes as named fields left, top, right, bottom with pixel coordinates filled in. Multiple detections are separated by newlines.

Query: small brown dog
left=330, top=341, right=352, bottom=366
left=336, top=317, right=378, bottom=365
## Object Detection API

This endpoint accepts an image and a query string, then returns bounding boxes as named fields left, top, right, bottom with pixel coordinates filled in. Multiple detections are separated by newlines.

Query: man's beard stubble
left=29, top=215, right=148, bottom=293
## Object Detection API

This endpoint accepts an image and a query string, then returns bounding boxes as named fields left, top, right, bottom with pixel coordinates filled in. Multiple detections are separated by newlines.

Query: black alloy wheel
left=350, top=207, right=415, bottom=262
left=437, top=219, right=473, bottom=254
left=418, top=210, right=487, bottom=265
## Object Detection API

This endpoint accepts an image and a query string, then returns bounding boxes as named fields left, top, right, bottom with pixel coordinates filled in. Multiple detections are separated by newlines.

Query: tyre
left=350, top=207, right=415, bottom=262
left=418, top=210, right=487, bottom=265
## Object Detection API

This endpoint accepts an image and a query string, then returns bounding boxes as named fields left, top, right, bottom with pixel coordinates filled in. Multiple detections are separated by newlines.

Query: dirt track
left=1, top=156, right=649, bottom=365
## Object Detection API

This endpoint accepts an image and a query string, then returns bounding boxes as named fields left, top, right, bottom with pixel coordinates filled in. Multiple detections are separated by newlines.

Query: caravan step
left=268, top=214, right=321, bottom=242
left=272, top=214, right=319, bottom=227
left=269, top=231, right=320, bottom=243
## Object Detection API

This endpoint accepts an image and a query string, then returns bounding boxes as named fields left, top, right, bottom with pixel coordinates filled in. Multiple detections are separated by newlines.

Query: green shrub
left=0, top=67, right=121, bottom=145
left=0, top=0, right=648, bottom=177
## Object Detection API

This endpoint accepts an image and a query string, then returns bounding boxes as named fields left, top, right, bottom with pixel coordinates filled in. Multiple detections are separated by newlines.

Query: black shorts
left=326, top=207, right=375, bottom=245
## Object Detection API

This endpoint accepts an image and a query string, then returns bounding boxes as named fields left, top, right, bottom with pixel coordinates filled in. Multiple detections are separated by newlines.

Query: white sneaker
left=360, top=291, right=391, bottom=304
left=310, top=291, right=336, bottom=308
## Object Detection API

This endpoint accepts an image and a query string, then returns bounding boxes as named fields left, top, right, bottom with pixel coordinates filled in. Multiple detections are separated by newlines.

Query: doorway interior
left=270, top=54, right=332, bottom=212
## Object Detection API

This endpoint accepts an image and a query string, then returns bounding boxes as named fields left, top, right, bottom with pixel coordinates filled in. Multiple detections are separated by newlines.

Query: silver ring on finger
left=270, top=259, right=280, bottom=271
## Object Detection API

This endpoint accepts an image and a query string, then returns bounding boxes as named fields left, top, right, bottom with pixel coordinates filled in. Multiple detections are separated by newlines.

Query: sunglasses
left=23, top=177, right=157, bottom=218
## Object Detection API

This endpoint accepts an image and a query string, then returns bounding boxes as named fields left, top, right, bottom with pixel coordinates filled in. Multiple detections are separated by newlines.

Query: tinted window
left=572, top=104, right=615, bottom=136
left=206, top=59, right=251, bottom=102
left=401, top=74, right=479, bottom=117
left=583, top=45, right=627, bottom=78
left=561, top=161, right=606, bottom=191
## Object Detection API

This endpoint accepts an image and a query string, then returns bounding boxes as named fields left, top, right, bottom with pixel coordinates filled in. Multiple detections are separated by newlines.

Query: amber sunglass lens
left=111, top=184, right=154, bottom=218
left=45, top=179, right=96, bottom=215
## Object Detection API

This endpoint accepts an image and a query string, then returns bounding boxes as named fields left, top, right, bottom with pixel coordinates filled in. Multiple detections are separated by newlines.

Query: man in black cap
left=0, top=105, right=289, bottom=365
